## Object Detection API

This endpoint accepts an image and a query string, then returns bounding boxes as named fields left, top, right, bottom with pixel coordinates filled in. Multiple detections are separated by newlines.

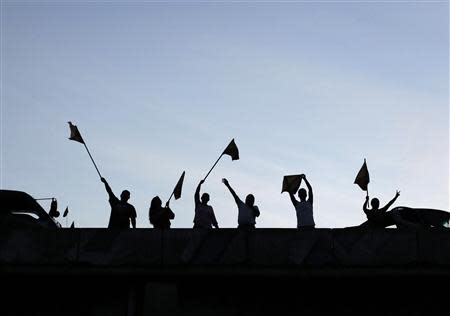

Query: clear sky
left=1, top=1, right=448, bottom=228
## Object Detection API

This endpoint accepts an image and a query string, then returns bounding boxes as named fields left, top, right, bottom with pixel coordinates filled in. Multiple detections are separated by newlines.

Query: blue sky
left=1, top=1, right=448, bottom=228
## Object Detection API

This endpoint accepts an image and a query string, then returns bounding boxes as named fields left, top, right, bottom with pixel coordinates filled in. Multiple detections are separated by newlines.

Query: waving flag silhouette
left=67, top=121, right=102, bottom=178
left=68, top=122, right=84, bottom=144
left=63, top=206, right=69, bottom=218
left=203, top=139, right=240, bottom=181
left=354, top=159, right=370, bottom=191
left=173, top=171, right=185, bottom=200
left=281, top=175, right=303, bottom=194
left=222, top=139, right=240, bottom=161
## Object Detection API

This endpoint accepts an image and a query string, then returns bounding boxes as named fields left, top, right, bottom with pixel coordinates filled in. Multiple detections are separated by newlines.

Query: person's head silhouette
left=201, top=193, right=210, bottom=205
left=371, top=198, right=380, bottom=210
left=120, top=190, right=130, bottom=202
left=245, top=194, right=255, bottom=206
left=298, top=188, right=307, bottom=201
left=150, top=196, right=162, bottom=209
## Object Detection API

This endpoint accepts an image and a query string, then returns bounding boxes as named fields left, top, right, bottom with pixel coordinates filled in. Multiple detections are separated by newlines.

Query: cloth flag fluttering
left=63, top=207, right=69, bottom=218
left=354, top=159, right=370, bottom=191
left=67, top=121, right=102, bottom=178
left=222, top=139, right=240, bottom=161
left=172, top=171, right=185, bottom=200
left=281, top=175, right=303, bottom=194
left=68, top=122, right=84, bottom=144
left=203, top=138, right=240, bottom=181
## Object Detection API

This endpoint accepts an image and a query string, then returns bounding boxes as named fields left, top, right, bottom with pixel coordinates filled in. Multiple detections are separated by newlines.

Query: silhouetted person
left=222, top=178, right=260, bottom=229
left=149, top=196, right=175, bottom=229
left=193, top=180, right=219, bottom=229
left=288, top=174, right=315, bottom=229
left=362, top=190, right=400, bottom=228
left=101, top=177, right=137, bottom=229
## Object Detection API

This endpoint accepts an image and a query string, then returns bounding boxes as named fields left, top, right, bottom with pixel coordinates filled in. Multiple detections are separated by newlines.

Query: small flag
left=68, top=121, right=84, bottom=144
left=49, top=199, right=60, bottom=218
left=63, top=206, right=69, bottom=217
left=173, top=171, right=185, bottom=200
left=281, top=175, right=303, bottom=194
left=222, top=139, right=239, bottom=161
left=354, top=159, right=370, bottom=191
left=70, top=221, right=75, bottom=228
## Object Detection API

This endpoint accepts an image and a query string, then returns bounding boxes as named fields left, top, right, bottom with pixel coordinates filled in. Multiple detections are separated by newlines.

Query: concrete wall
left=1, top=229, right=450, bottom=316
left=1, top=228, right=449, bottom=270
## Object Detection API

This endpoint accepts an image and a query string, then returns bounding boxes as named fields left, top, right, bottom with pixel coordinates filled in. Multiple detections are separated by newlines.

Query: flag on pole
left=68, top=122, right=84, bottom=144
left=172, top=171, right=185, bottom=200
left=49, top=199, right=60, bottom=218
left=354, top=159, right=370, bottom=191
left=222, top=139, right=239, bottom=160
left=281, top=175, right=303, bottom=194
left=63, top=206, right=69, bottom=217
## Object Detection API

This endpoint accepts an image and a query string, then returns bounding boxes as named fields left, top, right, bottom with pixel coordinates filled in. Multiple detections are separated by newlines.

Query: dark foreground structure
left=2, top=228, right=450, bottom=315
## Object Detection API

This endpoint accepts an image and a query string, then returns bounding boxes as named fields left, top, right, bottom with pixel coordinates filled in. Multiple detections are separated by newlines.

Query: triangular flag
left=354, top=159, right=370, bottom=191
left=281, top=175, right=303, bottom=194
left=70, top=221, right=75, bottom=228
left=222, top=139, right=239, bottom=160
left=68, top=121, right=84, bottom=144
left=173, top=171, right=185, bottom=200
left=63, top=206, right=69, bottom=217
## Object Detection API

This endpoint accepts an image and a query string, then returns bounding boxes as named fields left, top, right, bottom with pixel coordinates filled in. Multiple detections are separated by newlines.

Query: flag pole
left=203, top=153, right=224, bottom=182
left=82, top=142, right=102, bottom=179
left=167, top=191, right=175, bottom=205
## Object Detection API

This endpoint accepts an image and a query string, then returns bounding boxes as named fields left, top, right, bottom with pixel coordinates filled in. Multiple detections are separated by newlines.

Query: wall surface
left=1, top=228, right=450, bottom=315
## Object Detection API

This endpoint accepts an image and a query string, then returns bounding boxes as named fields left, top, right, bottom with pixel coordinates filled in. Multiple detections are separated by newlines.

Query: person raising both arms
left=362, top=190, right=400, bottom=229
left=222, top=178, right=260, bottom=229
left=288, top=174, right=315, bottom=229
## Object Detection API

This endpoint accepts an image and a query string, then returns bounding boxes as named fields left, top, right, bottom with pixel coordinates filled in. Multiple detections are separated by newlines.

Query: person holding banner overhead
left=193, top=180, right=219, bottom=229
left=101, top=177, right=137, bottom=229
left=285, top=174, right=315, bottom=229
left=222, top=178, right=260, bottom=229
left=149, top=197, right=175, bottom=229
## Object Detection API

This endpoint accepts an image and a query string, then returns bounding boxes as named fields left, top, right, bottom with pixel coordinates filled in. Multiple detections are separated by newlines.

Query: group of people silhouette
left=100, top=174, right=398, bottom=230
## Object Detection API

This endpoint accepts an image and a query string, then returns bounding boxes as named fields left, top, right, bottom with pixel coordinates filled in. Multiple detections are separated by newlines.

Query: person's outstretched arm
left=303, top=175, right=313, bottom=204
left=288, top=192, right=298, bottom=207
left=101, top=177, right=115, bottom=200
left=222, top=178, right=240, bottom=204
left=363, top=195, right=370, bottom=214
left=382, top=190, right=400, bottom=212
left=194, top=180, right=204, bottom=206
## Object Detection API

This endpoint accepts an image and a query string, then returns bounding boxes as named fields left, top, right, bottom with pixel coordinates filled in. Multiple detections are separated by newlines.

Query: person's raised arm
left=222, top=178, right=240, bottom=204
left=194, top=180, right=204, bottom=206
left=288, top=192, right=298, bottom=207
left=101, top=177, right=115, bottom=200
left=382, top=190, right=400, bottom=212
left=363, top=195, right=370, bottom=214
left=303, top=175, right=313, bottom=204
